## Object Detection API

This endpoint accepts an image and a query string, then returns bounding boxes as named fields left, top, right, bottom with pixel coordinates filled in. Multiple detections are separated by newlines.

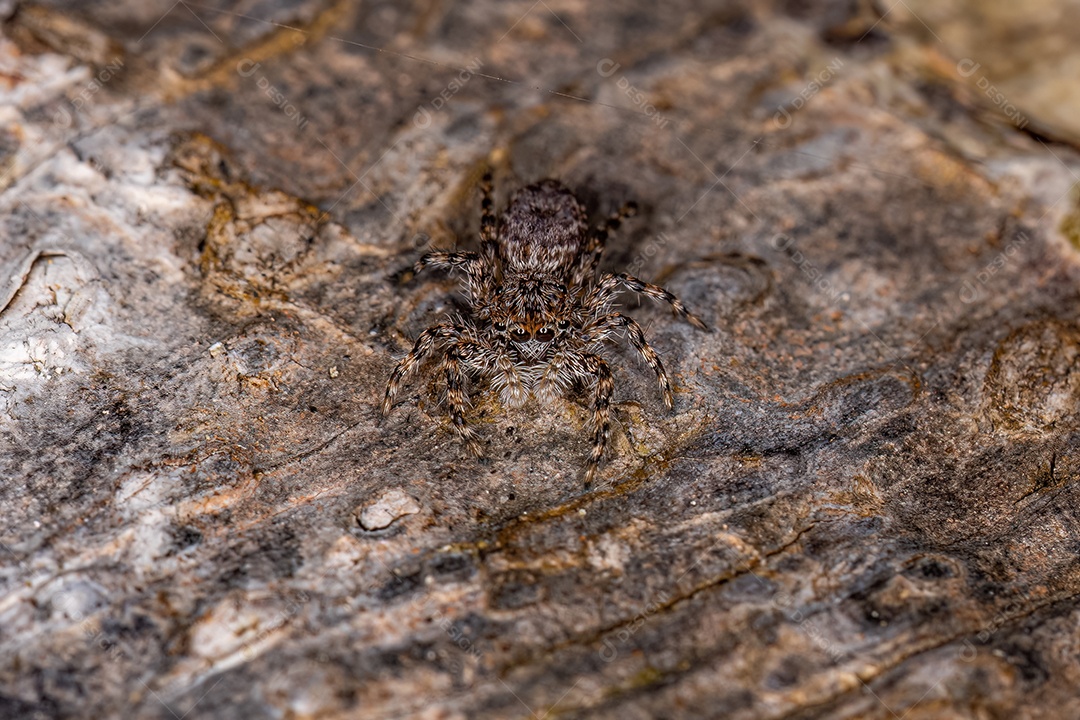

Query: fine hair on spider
left=383, top=171, right=708, bottom=485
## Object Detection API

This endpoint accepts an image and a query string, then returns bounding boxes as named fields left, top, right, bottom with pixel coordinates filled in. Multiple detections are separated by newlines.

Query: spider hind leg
left=581, top=354, right=613, bottom=486
left=572, top=201, right=639, bottom=286
left=442, top=345, right=483, bottom=457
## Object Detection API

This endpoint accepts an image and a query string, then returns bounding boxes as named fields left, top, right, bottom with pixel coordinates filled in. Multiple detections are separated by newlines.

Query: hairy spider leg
left=383, top=324, right=463, bottom=415
left=587, top=312, right=674, bottom=409
left=479, top=171, right=499, bottom=268
left=413, top=250, right=492, bottom=301
left=571, top=201, right=638, bottom=286
left=582, top=353, right=614, bottom=486
left=534, top=348, right=577, bottom=405
left=441, top=343, right=483, bottom=456
left=589, top=272, right=709, bottom=330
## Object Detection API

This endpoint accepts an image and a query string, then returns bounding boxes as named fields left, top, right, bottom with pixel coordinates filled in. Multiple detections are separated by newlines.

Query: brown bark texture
left=2, top=1, right=1080, bottom=718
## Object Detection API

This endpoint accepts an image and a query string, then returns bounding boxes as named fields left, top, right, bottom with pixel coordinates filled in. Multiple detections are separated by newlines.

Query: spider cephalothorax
left=383, top=173, right=707, bottom=484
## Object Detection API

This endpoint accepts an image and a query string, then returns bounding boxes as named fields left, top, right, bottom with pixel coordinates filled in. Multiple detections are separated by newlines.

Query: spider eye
left=556, top=320, right=570, bottom=330
left=494, top=321, right=506, bottom=332
left=535, top=327, right=554, bottom=342
left=511, top=327, right=528, bottom=340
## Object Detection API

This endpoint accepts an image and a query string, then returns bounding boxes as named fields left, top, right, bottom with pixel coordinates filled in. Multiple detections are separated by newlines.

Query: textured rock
left=357, top=489, right=421, bottom=531
left=2, top=1, right=1080, bottom=719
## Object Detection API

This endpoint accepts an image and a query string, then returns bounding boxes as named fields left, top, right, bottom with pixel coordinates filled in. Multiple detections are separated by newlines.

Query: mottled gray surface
left=2, top=1, right=1080, bottom=718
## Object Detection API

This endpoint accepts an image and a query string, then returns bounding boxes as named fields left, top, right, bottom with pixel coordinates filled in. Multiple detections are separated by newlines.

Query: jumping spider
left=383, top=172, right=707, bottom=484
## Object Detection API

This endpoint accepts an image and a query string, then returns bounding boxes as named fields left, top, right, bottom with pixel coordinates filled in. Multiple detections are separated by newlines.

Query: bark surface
left=2, top=1, right=1080, bottom=718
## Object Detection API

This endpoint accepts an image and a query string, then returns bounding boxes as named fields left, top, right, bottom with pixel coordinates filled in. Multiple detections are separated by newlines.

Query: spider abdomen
left=498, top=180, right=588, bottom=275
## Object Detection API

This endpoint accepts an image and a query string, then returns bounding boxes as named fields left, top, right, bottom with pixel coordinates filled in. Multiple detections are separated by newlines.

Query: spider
left=382, top=172, right=707, bottom=485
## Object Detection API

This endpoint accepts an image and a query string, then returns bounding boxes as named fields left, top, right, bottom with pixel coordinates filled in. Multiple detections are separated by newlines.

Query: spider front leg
left=382, top=324, right=461, bottom=415
left=588, top=312, right=674, bottom=409
left=581, top=353, right=613, bottom=487
left=535, top=350, right=574, bottom=405
left=488, top=354, right=527, bottom=408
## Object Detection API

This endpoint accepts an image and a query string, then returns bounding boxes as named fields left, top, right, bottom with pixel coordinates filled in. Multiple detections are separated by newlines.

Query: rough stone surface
left=358, top=489, right=421, bottom=531
left=2, top=1, right=1080, bottom=719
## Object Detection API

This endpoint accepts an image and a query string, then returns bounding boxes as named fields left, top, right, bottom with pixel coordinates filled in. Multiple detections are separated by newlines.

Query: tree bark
left=2, top=1, right=1080, bottom=718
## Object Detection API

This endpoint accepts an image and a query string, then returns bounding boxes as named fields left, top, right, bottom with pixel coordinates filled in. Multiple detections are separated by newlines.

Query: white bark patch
left=357, top=488, right=422, bottom=530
